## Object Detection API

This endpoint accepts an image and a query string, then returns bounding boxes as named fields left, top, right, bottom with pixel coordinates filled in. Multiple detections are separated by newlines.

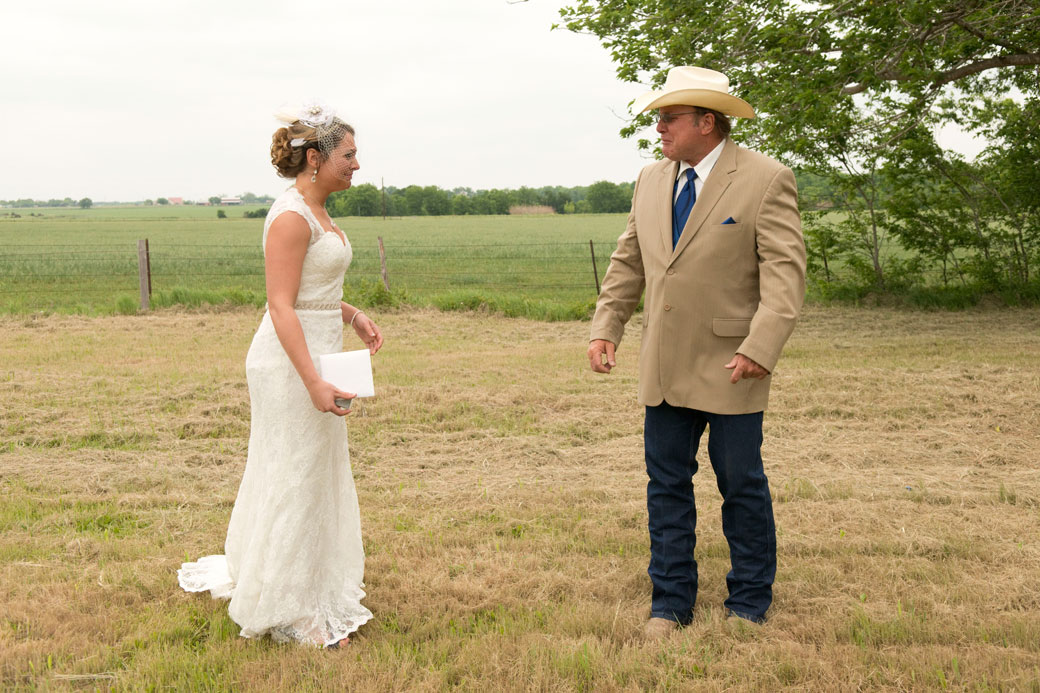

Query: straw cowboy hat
left=632, top=66, right=755, bottom=119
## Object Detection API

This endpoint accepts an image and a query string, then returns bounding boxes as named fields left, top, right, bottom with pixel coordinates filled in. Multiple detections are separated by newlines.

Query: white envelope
left=318, top=349, right=375, bottom=397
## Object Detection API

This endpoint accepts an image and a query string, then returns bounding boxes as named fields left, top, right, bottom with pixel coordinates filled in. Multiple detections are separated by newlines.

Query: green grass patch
left=16, top=430, right=157, bottom=451
left=0, top=497, right=150, bottom=537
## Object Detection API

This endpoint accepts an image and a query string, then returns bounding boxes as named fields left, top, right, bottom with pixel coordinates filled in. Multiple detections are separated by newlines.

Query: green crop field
left=0, top=206, right=625, bottom=320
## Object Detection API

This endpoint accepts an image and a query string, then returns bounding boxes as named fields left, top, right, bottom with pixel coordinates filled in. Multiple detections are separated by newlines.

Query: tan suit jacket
left=590, top=138, right=806, bottom=414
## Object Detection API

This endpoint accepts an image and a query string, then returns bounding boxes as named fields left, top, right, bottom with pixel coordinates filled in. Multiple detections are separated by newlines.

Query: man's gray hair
left=694, top=107, right=732, bottom=138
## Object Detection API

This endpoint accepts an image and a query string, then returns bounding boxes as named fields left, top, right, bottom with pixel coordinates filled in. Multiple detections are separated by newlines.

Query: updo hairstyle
left=270, top=118, right=355, bottom=179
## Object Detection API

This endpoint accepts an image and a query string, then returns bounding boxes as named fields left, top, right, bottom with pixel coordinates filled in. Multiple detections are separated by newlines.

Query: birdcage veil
left=273, top=99, right=352, bottom=161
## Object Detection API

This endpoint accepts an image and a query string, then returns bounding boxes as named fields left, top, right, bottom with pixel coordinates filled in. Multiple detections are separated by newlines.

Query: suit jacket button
left=667, top=268, right=675, bottom=275
left=664, top=304, right=672, bottom=311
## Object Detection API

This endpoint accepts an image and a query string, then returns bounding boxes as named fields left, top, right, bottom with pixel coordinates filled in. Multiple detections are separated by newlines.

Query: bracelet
left=350, top=310, right=364, bottom=327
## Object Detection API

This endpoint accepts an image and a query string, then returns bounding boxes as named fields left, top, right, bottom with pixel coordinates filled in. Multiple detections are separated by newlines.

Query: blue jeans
left=644, top=401, right=776, bottom=624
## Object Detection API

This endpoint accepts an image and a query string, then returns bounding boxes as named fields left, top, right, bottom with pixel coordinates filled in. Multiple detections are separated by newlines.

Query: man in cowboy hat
left=587, top=66, right=806, bottom=638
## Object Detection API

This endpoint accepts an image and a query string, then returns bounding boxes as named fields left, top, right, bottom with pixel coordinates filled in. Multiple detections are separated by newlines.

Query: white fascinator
left=274, top=99, right=342, bottom=150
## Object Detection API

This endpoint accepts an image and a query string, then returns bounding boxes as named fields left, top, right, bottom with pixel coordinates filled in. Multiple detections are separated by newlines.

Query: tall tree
left=586, top=180, right=633, bottom=213
left=559, top=0, right=1039, bottom=162
left=558, top=0, right=1040, bottom=291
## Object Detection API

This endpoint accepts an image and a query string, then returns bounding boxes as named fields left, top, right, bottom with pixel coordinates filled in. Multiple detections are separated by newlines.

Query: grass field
left=2, top=304, right=1039, bottom=690
left=0, top=207, right=622, bottom=320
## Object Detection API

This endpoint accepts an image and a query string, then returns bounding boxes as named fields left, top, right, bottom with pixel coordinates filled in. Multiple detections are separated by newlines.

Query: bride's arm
left=265, top=214, right=352, bottom=415
left=340, top=302, right=383, bottom=354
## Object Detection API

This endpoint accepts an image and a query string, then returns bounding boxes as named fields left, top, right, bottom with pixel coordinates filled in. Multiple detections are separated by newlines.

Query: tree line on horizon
left=0, top=193, right=279, bottom=209
left=324, top=173, right=847, bottom=218
left=2, top=171, right=842, bottom=216
left=1, top=197, right=95, bottom=209
left=325, top=180, right=637, bottom=217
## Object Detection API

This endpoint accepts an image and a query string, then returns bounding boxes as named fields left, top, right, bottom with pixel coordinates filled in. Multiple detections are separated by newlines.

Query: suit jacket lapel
left=657, top=160, right=680, bottom=258
left=669, top=138, right=737, bottom=263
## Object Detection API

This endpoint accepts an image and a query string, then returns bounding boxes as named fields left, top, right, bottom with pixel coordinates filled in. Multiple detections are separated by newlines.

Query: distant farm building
left=168, top=197, right=184, bottom=205
left=221, top=197, right=242, bottom=205
left=509, top=205, right=555, bottom=215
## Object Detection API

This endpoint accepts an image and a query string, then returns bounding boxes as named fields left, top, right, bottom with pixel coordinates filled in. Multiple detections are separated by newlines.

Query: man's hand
left=724, top=353, right=769, bottom=384
left=588, top=339, right=617, bottom=373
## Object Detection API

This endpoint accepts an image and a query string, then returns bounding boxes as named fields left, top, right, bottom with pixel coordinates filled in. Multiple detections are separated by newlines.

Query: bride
left=178, top=101, right=382, bottom=648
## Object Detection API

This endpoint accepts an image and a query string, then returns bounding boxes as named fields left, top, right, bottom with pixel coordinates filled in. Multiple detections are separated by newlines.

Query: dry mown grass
left=1, top=305, right=1038, bottom=691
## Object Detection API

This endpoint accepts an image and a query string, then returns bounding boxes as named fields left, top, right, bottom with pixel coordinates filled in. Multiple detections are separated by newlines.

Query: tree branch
left=933, top=53, right=1040, bottom=87
left=841, top=53, right=1040, bottom=94
left=952, top=16, right=1028, bottom=54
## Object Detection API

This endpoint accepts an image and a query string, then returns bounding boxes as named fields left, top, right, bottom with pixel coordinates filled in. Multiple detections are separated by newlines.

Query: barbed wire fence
left=0, top=239, right=616, bottom=312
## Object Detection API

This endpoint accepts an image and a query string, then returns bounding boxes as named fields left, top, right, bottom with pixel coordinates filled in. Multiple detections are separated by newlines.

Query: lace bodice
left=263, top=188, right=352, bottom=306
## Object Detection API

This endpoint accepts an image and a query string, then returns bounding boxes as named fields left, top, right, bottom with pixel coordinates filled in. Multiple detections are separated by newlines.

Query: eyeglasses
left=656, top=111, right=702, bottom=125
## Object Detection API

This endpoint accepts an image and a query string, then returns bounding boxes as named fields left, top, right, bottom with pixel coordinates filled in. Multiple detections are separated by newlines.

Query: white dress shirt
left=674, top=139, right=726, bottom=204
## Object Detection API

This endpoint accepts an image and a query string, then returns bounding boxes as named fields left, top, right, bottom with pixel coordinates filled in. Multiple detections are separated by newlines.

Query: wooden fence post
left=377, top=236, right=390, bottom=292
left=137, top=239, right=151, bottom=311
left=589, top=239, right=601, bottom=295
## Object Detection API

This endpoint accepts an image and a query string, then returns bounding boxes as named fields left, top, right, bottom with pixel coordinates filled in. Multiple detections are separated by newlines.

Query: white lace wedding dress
left=178, top=187, right=372, bottom=646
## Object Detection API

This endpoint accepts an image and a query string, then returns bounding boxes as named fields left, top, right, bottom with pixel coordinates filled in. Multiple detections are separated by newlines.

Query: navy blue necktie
left=672, top=168, right=697, bottom=248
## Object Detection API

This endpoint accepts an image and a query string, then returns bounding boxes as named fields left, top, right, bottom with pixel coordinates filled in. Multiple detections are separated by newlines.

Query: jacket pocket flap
left=712, top=318, right=751, bottom=338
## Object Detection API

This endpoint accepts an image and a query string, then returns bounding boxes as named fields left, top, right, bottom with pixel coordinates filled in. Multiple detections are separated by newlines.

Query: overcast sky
left=1, top=0, right=659, bottom=202
left=2, top=0, right=984, bottom=203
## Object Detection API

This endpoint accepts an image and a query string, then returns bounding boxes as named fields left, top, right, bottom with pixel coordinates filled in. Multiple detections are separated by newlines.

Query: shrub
left=115, top=296, right=138, bottom=315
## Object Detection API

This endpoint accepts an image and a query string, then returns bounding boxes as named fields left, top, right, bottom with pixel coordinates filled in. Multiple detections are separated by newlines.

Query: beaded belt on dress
left=265, top=301, right=341, bottom=311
